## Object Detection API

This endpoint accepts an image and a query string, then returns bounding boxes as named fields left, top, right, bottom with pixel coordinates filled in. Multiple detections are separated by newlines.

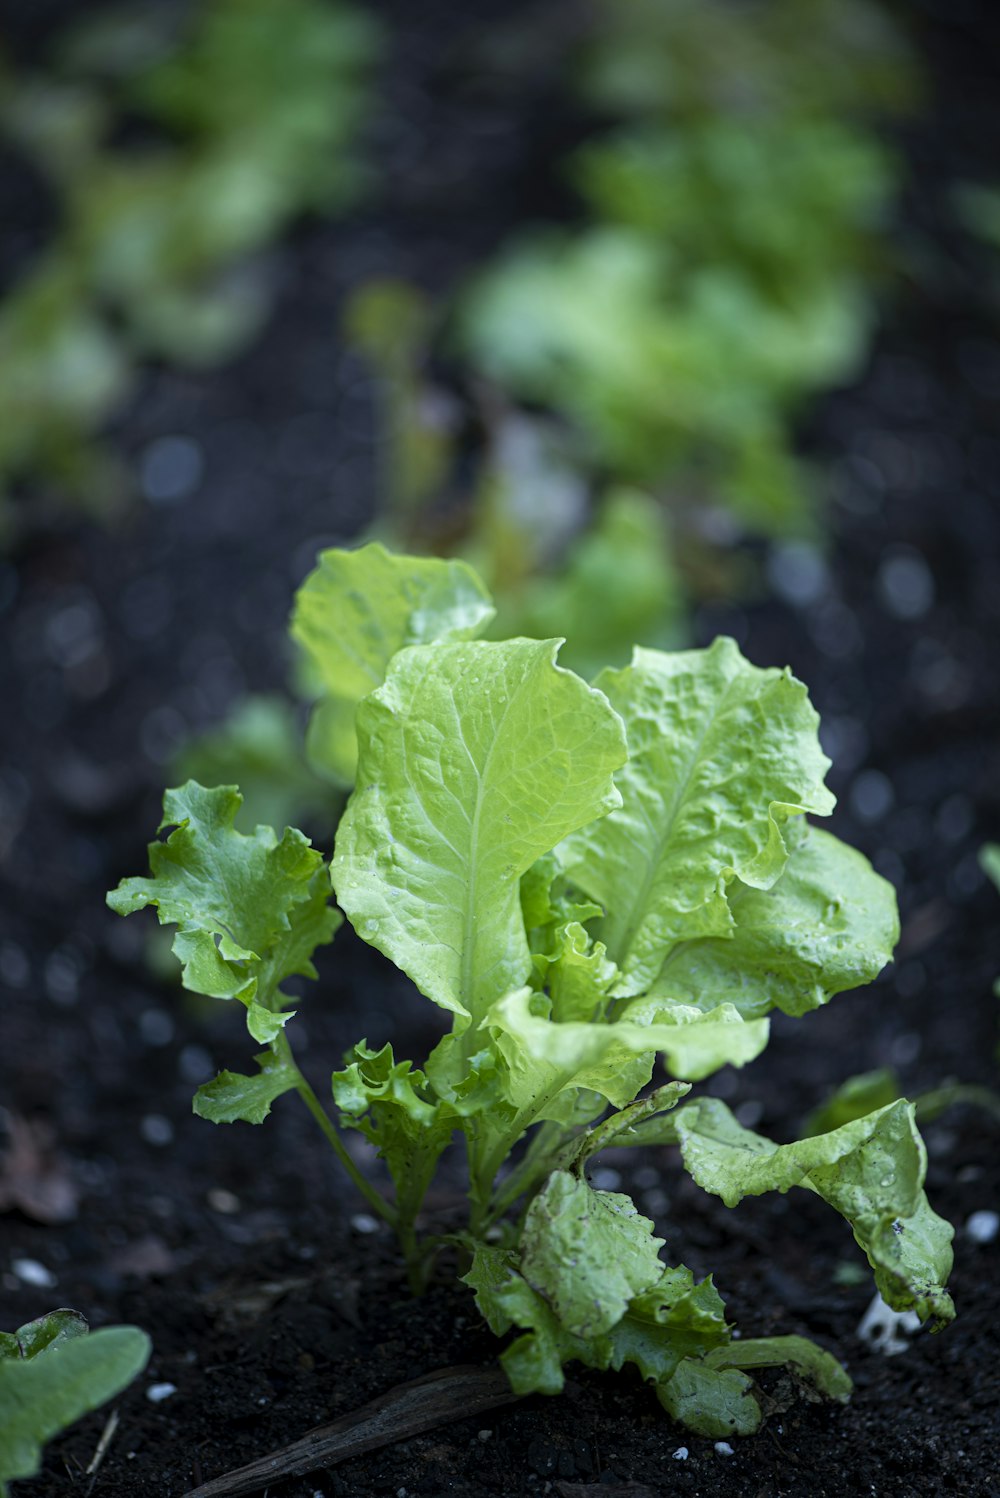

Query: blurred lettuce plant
left=0, top=0, right=379, bottom=537
left=457, top=0, right=917, bottom=539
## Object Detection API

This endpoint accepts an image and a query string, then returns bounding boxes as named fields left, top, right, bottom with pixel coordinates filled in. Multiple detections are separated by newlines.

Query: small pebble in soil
left=350, top=1212, right=380, bottom=1234
left=207, top=1188, right=241, bottom=1215
left=673, top=1447, right=689, bottom=1460
left=12, top=1258, right=56, bottom=1289
left=478, top=1430, right=492, bottom=1441
left=146, top=1382, right=177, bottom=1402
left=715, top=1442, right=735, bottom=1456
left=965, top=1210, right=1000, bottom=1244
left=141, top=1114, right=174, bottom=1147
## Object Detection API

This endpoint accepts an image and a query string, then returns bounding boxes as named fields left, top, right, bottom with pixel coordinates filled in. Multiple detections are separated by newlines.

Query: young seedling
left=110, top=544, right=954, bottom=1439
left=0, top=1308, right=150, bottom=1495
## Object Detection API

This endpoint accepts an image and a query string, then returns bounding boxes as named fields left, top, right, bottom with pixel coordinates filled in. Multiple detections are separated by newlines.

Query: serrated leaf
left=532, top=920, right=618, bottom=1023
left=464, top=1246, right=731, bottom=1405
left=332, top=1042, right=464, bottom=1219
left=657, top=1358, right=761, bottom=1437
left=486, top=987, right=768, bottom=1120
left=291, top=543, right=496, bottom=785
left=107, top=782, right=340, bottom=1039
left=463, top=1245, right=604, bottom=1396
left=675, top=1097, right=954, bottom=1326
left=650, top=823, right=899, bottom=1019
left=0, top=1325, right=150, bottom=1488
left=521, top=852, right=603, bottom=936
left=560, top=638, right=834, bottom=997
left=520, top=1172, right=665, bottom=1338
left=331, top=640, right=627, bottom=1025
left=193, top=1051, right=299, bottom=1124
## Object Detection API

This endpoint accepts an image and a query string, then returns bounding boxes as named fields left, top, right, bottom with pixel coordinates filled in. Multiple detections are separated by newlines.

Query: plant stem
left=273, top=1033, right=398, bottom=1229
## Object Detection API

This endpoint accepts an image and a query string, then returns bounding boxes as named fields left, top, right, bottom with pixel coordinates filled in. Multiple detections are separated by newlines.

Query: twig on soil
left=181, top=1366, right=521, bottom=1497
left=84, top=1407, right=120, bottom=1493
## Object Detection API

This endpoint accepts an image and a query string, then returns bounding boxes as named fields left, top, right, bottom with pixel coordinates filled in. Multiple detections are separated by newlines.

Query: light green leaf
left=291, top=543, right=495, bottom=785
left=463, top=1245, right=605, bottom=1396
left=657, top=1358, right=761, bottom=1437
left=520, top=1172, right=665, bottom=1338
left=463, top=1246, right=732, bottom=1404
left=193, top=1051, right=300, bottom=1124
left=704, top=1336, right=852, bottom=1403
left=675, top=1097, right=954, bottom=1326
left=332, top=1042, right=464, bottom=1220
left=560, top=637, right=834, bottom=997
left=246, top=1001, right=296, bottom=1045
left=107, top=782, right=340, bottom=1039
left=521, top=852, right=602, bottom=936
left=486, top=987, right=769, bottom=1120
left=609, top=1267, right=731, bottom=1386
left=650, top=823, right=898, bottom=1019
left=332, top=640, right=627, bottom=1025
left=0, top=1323, right=150, bottom=1490
left=532, top=920, right=618, bottom=1023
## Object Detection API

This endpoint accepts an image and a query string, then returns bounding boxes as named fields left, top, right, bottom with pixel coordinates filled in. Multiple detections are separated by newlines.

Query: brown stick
left=182, top=1366, right=520, bottom=1497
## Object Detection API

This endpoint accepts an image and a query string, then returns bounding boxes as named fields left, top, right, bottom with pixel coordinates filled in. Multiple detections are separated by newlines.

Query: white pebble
left=350, top=1213, right=379, bottom=1234
left=965, top=1209, right=1000, bottom=1244
left=672, top=1446, right=689, bottom=1460
left=477, top=1429, right=492, bottom=1442
left=12, top=1258, right=56, bottom=1289
left=857, top=1290, right=920, bottom=1354
left=146, top=1383, right=177, bottom=1403
left=714, top=1441, right=735, bottom=1456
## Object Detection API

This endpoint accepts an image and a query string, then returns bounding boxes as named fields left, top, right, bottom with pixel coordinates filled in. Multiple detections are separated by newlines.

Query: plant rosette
left=109, top=543, right=954, bottom=1442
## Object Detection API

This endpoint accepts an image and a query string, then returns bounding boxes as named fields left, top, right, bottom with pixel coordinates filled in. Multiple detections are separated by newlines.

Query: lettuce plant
left=0, top=1309, right=150, bottom=1494
left=109, top=545, right=954, bottom=1439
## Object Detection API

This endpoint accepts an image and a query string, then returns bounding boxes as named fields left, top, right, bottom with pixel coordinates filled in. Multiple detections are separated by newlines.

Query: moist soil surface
left=2, top=3, right=999, bottom=1496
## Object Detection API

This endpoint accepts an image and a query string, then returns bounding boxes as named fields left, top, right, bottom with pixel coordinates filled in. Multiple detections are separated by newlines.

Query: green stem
left=273, top=1033, right=397, bottom=1229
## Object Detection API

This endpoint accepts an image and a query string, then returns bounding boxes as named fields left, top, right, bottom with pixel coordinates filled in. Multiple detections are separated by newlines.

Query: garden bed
left=1, top=2, right=999, bottom=1494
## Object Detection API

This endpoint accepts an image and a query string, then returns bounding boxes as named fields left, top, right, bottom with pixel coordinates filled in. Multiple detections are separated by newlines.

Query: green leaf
left=464, top=1246, right=732, bottom=1404
left=291, top=543, right=495, bottom=785
left=804, top=1068, right=901, bottom=1137
left=463, top=1245, right=604, bottom=1396
left=193, top=1051, right=300, bottom=1124
left=704, top=1335, right=852, bottom=1403
left=3, top=1312, right=88, bottom=1362
left=486, top=987, right=769, bottom=1120
left=981, top=842, right=1000, bottom=892
left=675, top=1097, right=954, bottom=1326
left=332, top=640, right=627, bottom=1026
left=532, top=920, right=618, bottom=1023
left=332, top=1042, right=463, bottom=1219
left=657, top=1358, right=761, bottom=1437
left=558, top=1082, right=691, bottom=1169
left=520, top=1172, right=665, bottom=1338
left=107, top=782, right=340, bottom=1039
left=650, top=823, right=899, bottom=1019
left=560, top=637, right=834, bottom=997
left=0, top=1323, right=150, bottom=1490
left=521, top=852, right=602, bottom=938
left=609, top=1267, right=731, bottom=1386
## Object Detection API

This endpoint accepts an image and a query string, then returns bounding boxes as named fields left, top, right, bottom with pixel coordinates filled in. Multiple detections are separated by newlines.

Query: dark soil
left=2, top=3, right=999, bottom=1496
